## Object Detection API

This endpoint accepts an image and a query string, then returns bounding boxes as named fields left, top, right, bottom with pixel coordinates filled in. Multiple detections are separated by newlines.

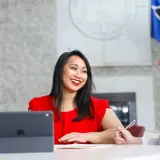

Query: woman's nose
left=75, top=70, right=81, bottom=78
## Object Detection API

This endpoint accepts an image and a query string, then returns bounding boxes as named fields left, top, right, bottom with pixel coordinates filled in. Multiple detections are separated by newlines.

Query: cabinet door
left=104, top=0, right=151, bottom=66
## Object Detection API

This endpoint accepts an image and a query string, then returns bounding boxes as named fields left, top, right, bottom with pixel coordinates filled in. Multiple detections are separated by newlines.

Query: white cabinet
left=56, top=0, right=151, bottom=66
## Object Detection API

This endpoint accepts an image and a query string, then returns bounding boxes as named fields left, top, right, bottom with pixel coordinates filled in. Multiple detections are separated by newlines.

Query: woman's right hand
left=114, top=127, right=142, bottom=144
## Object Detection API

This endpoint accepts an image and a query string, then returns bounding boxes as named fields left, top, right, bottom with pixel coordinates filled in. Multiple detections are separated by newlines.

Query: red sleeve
left=92, top=98, right=111, bottom=127
left=28, top=97, right=38, bottom=111
left=28, top=95, right=53, bottom=111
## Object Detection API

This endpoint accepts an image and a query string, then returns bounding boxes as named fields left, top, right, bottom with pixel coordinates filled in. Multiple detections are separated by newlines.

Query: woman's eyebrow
left=69, top=64, right=87, bottom=69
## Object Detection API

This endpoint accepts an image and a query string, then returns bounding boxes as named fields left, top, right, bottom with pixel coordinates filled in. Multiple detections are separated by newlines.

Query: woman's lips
left=71, top=79, right=81, bottom=86
left=72, top=81, right=80, bottom=86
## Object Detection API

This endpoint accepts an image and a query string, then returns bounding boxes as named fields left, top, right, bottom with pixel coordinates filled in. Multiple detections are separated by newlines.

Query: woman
left=29, top=50, right=123, bottom=144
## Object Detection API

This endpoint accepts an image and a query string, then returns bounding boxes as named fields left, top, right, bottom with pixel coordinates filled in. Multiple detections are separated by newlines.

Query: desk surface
left=1, top=144, right=160, bottom=160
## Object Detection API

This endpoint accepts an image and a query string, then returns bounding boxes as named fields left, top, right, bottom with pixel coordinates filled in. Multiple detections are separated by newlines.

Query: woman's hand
left=59, top=128, right=128, bottom=144
left=114, top=127, right=142, bottom=144
left=59, top=132, right=92, bottom=143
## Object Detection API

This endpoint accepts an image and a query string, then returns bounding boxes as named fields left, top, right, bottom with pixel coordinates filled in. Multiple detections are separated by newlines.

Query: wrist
left=131, top=137, right=142, bottom=144
left=87, top=132, right=101, bottom=143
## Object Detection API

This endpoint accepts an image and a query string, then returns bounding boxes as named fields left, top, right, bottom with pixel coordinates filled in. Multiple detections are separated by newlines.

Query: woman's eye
left=71, top=67, right=77, bottom=70
left=83, top=70, right=87, bottom=73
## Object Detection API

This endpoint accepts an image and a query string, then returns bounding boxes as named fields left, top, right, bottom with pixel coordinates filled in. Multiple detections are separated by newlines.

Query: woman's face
left=62, top=55, right=88, bottom=93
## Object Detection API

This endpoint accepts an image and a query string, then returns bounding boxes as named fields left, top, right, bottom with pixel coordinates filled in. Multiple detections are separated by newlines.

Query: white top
left=1, top=144, right=160, bottom=160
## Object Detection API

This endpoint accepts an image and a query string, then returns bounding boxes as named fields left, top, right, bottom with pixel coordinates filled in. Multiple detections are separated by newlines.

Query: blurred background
left=0, top=0, right=160, bottom=132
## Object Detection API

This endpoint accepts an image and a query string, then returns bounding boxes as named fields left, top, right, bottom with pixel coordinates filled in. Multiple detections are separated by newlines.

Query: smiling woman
left=28, top=50, right=123, bottom=144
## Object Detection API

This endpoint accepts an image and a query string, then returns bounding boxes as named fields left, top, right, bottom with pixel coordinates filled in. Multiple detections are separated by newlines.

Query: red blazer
left=28, top=95, right=110, bottom=144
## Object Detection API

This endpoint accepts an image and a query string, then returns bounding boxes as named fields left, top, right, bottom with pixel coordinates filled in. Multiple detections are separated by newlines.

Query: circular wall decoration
left=68, top=0, right=136, bottom=40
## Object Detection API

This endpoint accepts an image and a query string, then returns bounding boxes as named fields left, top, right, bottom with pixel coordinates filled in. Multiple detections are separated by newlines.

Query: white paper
left=55, top=144, right=113, bottom=149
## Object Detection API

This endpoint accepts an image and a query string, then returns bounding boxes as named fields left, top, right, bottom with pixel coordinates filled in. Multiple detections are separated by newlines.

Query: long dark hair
left=49, top=50, right=95, bottom=121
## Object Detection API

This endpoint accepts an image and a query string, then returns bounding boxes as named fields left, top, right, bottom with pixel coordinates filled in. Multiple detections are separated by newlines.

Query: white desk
left=0, top=144, right=160, bottom=160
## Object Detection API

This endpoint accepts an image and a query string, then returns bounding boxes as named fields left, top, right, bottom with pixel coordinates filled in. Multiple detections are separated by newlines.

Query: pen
left=118, top=120, right=136, bottom=137
left=125, top=120, right=136, bottom=129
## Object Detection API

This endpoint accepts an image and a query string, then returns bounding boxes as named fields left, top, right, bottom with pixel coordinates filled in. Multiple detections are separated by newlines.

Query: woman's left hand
left=59, top=132, right=91, bottom=143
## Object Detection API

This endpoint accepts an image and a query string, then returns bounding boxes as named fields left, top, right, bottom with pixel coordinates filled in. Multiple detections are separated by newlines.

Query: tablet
left=0, top=111, right=53, bottom=153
